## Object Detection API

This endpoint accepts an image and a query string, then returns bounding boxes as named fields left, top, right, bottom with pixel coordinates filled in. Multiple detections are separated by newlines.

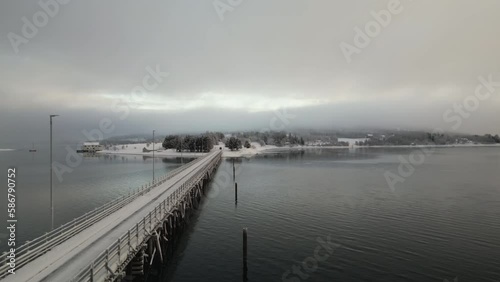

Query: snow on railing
left=71, top=151, right=221, bottom=282
left=0, top=154, right=207, bottom=279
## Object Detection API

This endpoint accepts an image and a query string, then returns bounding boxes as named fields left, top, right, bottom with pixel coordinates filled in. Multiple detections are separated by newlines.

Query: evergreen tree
left=163, top=135, right=180, bottom=149
left=226, top=137, right=242, bottom=151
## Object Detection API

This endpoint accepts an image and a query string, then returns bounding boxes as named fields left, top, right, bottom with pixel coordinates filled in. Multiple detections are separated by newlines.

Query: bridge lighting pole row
left=50, top=114, right=59, bottom=231
left=153, top=130, right=155, bottom=183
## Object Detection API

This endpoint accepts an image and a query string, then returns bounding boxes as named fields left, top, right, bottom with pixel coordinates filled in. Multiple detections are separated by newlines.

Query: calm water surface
left=0, top=144, right=192, bottom=247
left=1, top=146, right=499, bottom=281
left=164, top=147, right=500, bottom=282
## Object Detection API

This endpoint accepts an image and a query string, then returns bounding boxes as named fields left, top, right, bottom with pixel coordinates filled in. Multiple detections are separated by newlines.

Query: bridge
left=0, top=150, right=222, bottom=282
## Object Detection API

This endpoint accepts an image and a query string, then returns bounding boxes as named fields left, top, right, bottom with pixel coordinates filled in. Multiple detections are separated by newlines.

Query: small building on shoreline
left=80, top=142, right=104, bottom=152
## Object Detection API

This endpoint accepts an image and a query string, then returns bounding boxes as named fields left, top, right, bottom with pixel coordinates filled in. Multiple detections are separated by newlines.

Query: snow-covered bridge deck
left=0, top=151, right=222, bottom=282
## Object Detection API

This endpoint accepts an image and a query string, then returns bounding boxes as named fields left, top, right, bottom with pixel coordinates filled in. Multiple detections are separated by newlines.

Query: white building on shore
left=82, top=142, right=104, bottom=152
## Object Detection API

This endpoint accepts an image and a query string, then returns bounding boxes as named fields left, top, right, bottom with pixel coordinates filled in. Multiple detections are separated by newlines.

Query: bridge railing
left=0, top=154, right=207, bottom=279
left=71, top=151, right=222, bottom=282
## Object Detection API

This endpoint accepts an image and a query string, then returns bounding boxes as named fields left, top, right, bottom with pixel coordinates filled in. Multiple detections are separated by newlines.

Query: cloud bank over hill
left=1, top=0, right=499, bottom=146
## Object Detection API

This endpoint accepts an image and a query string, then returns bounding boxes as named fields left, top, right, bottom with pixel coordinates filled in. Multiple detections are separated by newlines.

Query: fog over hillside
left=1, top=0, right=499, bottom=147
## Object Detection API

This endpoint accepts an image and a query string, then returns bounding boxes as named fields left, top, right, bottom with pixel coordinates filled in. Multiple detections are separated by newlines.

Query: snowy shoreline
left=96, top=142, right=500, bottom=158
left=97, top=142, right=280, bottom=158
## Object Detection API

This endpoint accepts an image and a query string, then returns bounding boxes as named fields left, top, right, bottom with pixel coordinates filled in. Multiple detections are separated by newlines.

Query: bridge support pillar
left=129, top=247, right=145, bottom=277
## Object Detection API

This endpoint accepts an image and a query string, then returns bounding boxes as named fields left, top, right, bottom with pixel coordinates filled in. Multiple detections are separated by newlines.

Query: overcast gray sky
left=1, top=0, right=499, bottom=147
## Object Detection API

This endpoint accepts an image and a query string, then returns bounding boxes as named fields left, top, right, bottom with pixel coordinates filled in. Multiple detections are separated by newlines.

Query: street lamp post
left=152, top=130, right=155, bottom=183
left=50, top=114, right=59, bottom=230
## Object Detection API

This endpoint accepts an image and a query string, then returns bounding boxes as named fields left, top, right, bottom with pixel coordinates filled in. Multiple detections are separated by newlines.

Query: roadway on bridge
left=2, top=151, right=219, bottom=282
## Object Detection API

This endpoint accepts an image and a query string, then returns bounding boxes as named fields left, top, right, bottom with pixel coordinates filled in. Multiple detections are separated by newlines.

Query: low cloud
left=1, top=0, right=499, bottom=147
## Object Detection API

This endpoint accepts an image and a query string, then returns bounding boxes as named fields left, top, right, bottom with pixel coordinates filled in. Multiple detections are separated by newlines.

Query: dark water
left=163, top=147, right=500, bottom=282
left=1, top=146, right=499, bottom=281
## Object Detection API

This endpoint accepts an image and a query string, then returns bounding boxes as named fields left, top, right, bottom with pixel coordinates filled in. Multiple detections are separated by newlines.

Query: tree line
left=230, top=131, right=305, bottom=147
left=162, top=132, right=223, bottom=152
left=356, top=132, right=500, bottom=146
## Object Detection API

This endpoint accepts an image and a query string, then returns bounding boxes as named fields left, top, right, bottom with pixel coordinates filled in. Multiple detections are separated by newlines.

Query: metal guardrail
left=71, top=151, right=221, bottom=282
left=0, top=155, right=207, bottom=279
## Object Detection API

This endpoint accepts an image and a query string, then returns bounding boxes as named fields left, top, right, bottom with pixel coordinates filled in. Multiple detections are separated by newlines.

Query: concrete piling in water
left=235, top=182, right=238, bottom=203
left=243, top=228, right=248, bottom=281
left=155, top=232, right=163, bottom=264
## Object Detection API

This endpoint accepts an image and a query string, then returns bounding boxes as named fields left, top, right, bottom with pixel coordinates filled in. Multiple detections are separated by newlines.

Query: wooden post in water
left=243, top=228, right=248, bottom=281
left=233, top=158, right=235, bottom=181
left=235, top=182, right=238, bottom=203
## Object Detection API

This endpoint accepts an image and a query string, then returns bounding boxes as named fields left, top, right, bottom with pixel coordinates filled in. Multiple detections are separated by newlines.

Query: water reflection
left=82, top=152, right=99, bottom=158
left=164, top=147, right=500, bottom=282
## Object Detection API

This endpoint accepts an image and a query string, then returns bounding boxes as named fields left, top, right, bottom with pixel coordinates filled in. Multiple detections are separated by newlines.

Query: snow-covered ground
left=97, top=141, right=500, bottom=159
left=98, top=143, right=206, bottom=157
left=97, top=142, right=283, bottom=158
